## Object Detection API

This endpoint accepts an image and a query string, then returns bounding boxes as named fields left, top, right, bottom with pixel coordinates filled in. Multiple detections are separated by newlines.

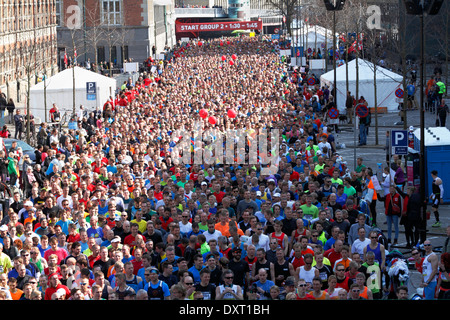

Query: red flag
left=64, top=49, right=68, bottom=67
left=358, top=33, right=364, bottom=51
left=348, top=40, right=357, bottom=53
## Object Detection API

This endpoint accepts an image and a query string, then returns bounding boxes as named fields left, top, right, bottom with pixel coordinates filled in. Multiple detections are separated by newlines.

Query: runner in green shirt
left=300, top=194, right=319, bottom=222
left=343, top=177, right=357, bottom=197
left=330, top=169, right=343, bottom=188
left=355, top=157, right=367, bottom=182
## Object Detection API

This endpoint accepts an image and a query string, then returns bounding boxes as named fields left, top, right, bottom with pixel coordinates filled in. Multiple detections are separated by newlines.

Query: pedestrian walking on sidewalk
left=14, top=110, right=24, bottom=140
left=430, top=170, right=444, bottom=228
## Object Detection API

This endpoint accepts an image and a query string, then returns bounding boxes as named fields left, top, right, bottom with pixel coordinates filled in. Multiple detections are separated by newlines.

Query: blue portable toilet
left=413, top=127, right=450, bottom=204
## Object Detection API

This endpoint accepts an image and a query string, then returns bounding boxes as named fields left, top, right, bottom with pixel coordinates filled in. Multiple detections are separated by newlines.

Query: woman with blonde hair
left=325, top=275, right=342, bottom=300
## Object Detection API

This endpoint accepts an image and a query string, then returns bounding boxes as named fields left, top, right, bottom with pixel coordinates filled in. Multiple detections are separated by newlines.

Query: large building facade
left=0, top=0, right=58, bottom=105
left=56, top=0, right=176, bottom=71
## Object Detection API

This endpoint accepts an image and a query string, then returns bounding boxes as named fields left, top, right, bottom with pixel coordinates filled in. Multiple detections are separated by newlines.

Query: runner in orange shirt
left=309, top=277, right=330, bottom=300
left=214, top=210, right=243, bottom=238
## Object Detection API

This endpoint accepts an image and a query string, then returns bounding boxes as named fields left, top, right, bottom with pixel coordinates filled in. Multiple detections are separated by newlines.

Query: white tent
left=290, top=26, right=335, bottom=51
left=30, top=67, right=117, bottom=123
left=305, top=30, right=333, bottom=51
left=319, top=58, right=404, bottom=113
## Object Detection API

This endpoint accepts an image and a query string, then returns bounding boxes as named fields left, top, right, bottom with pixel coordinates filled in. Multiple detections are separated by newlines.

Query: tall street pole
left=420, top=11, right=426, bottom=239
left=402, top=0, right=444, bottom=244
left=333, top=10, right=337, bottom=98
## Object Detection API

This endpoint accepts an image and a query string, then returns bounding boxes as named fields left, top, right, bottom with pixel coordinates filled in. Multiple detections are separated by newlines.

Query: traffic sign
left=307, top=77, right=315, bottom=86
left=395, top=88, right=404, bottom=98
left=328, top=107, right=339, bottom=119
left=355, top=103, right=368, bottom=118
left=86, top=82, right=97, bottom=101
left=274, top=28, right=279, bottom=34
left=391, top=130, right=408, bottom=155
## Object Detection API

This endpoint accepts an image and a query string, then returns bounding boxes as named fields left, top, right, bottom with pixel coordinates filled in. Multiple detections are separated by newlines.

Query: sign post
left=327, top=107, right=339, bottom=120
left=86, top=82, right=97, bottom=101
left=355, top=103, right=369, bottom=118
left=391, top=130, right=408, bottom=155
left=388, top=130, right=391, bottom=186
left=354, top=107, right=357, bottom=169
left=395, top=88, right=404, bottom=99
left=395, top=88, right=404, bottom=104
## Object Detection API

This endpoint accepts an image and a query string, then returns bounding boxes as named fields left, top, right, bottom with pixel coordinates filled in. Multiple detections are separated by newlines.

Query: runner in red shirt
left=295, top=279, right=315, bottom=300
left=324, top=239, right=344, bottom=268
left=411, top=248, right=424, bottom=273
left=44, top=273, right=71, bottom=300
left=49, top=104, right=61, bottom=122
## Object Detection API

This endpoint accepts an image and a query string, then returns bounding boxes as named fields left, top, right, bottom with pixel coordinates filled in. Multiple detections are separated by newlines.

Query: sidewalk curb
left=344, top=145, right=385, bottom=149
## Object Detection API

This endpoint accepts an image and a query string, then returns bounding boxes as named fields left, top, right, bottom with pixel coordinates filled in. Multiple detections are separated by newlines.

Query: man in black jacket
left=396, top=186, right=423, bottom=248
left=37, top=123, right=49, bottom=147
left=6, top=99, right=15, bottom=125
left=0, top=91, right=6, bottom=126
left=0, top=174, right=12, bottom=214
left=14, top=109, right=24, bottom=140
left=0, top=150, right=9, bottom=182
left=9, top=192, right=23, bottom=214
left=34, top=145, right=43, bottom=166
left=345, top=91, right=354, bottom=124
left=32, top=164, right=45, bottom=187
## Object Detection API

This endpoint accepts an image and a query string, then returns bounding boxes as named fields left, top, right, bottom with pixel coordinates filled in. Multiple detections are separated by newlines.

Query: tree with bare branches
left=264, top=0, right=301, bottom=37
left=85, top=3, right=107, bottom=72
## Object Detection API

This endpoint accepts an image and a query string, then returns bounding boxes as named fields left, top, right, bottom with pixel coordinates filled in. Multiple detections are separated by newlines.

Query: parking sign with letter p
left=391, top=130, right=408, bottom=155
left=86, top=82, right=97, bottom=101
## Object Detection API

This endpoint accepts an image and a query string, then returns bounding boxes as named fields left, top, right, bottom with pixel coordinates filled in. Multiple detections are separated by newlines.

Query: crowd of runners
left=0, top=35, right=448, bottom=301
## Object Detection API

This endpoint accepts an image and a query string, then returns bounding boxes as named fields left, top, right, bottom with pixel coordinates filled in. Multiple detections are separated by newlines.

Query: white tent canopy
left=30, top=67, right=117, bottom=123
left=290, top=25, right=335, bottom=51
left=319, top=58, right=403, bottom=113
left=304, top=30, right=333, bottom=51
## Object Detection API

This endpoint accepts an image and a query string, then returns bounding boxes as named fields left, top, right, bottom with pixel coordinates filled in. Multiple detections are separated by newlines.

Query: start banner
left=176, top=21, right=262, bottom=33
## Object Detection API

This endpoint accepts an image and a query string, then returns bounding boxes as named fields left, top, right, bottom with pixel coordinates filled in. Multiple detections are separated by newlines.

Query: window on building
left=102, top=0, right=121, bottom=25
left=110, top=46, right=117, bottom=64
left=97, top=46, right=106, bottom=63
left=55, top=0, right=62, bottom=26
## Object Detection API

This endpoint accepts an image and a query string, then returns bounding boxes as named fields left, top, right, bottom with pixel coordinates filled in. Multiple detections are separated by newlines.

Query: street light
left=323, top=0, right=346, bottom=98
left=402, top=0, right=443, bottom=241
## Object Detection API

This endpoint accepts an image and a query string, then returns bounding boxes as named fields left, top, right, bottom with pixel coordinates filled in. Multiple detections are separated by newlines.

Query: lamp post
left=333, top=10, right=336, bottom=98
left=323, top=0, right=346, bottom=98
left=83, top=0, right=87, bottom=64
left=402, top=0, right=443, bottom=241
